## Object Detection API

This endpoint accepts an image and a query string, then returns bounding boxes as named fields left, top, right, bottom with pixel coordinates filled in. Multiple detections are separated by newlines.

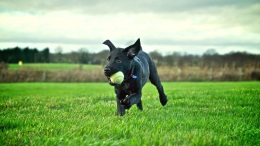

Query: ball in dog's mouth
left=109, top=71, right=124, bottom=84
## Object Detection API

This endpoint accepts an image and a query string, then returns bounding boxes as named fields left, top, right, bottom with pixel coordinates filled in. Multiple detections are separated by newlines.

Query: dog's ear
left=103, top=40, right=116, bottom=52
left=124, top=38, right=142, bottom=59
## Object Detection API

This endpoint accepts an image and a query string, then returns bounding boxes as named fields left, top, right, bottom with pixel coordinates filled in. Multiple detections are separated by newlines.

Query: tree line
left=149, top=50, right=260, bottom=69
left=0, top=47, right=109, bottom=64
left=0, top=47, right=50, bottom=63
left=0, top=47, right=259, bottom=68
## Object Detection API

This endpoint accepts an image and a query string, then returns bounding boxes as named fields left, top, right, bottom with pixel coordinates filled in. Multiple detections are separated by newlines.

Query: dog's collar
left=126, top=63, right=135, bottom=80
left=128, top=69, right=137, bottom=79
left=124, top=56, right=143, bottom=81
left=124, top=58, right=138, bottom=81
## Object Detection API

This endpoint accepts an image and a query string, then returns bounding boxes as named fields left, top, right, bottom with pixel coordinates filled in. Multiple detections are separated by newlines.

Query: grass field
left=0, top=82, right=259, bottom=145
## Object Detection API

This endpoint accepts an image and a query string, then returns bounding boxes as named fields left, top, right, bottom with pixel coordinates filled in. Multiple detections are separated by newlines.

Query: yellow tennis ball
left=110, top=71, right=124, bottom=84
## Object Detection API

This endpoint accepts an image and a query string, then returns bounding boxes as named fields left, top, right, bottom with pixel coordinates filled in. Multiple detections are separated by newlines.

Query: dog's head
left=103, top=38, right=141, bottom=85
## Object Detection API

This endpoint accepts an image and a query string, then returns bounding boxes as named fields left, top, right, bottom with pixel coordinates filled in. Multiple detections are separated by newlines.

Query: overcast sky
left=0, top=0, right=259, bottom=55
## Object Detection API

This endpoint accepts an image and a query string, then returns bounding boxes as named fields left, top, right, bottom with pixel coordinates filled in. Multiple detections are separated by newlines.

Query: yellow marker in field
left=18, top=61, right=23, bottom=66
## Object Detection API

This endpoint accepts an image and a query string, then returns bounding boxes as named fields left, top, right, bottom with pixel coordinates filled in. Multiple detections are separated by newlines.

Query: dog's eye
left=116, top=59, right=122, bottom=63
left=107, top=56, right=111, bottom=62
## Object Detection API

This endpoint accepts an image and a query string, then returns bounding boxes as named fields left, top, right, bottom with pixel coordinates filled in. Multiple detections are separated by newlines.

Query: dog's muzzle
left=104, top=67, right=111, bottom=76
left=104, top=67, right=117, bottom=86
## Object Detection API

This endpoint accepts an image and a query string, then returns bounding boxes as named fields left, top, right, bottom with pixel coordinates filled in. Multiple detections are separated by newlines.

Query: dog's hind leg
left=149, top=64, right=168, bottom=106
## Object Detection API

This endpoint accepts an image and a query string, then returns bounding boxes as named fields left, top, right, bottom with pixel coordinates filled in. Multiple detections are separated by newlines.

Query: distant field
left=3, top=63, right=259, bottom=82
left=0, top=82, right=259, bottom=145
left=8, top=63, right=102, bottom=71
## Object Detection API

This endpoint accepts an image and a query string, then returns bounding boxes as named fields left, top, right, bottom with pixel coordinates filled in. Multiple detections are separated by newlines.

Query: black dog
left=103, top=38, right=168, bottom=116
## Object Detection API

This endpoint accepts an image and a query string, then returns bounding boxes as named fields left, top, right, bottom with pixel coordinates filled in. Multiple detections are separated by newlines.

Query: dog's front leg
left=121, top=92, right=142, bottom=109
left=116, top=97, right=125, bottom=116
left=115, top=89, right=127, bottom=116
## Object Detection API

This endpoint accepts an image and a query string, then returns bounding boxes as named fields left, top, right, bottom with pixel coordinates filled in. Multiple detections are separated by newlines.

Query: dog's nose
left=104, top=67, right=111, bottom=73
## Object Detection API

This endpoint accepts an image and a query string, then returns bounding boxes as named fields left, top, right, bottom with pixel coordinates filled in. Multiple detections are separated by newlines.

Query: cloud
left=0, top=0, right=259, bottom=54
left=0, top=0, right=259, bottom=13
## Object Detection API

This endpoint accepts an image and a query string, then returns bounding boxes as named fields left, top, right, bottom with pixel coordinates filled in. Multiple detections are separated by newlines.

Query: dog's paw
left=116, top=110, right=125, bottom=116
left=160, top=95, right=168, bottom=106
left=120, top=98, right=131, bottom=109
left=120, top=98, right=129, bottom=105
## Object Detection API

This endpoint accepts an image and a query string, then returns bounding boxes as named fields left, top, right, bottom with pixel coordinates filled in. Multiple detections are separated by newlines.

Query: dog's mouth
left=106, top=76, right=111, bottom=83
left=106, top=76, right=117, bottom=86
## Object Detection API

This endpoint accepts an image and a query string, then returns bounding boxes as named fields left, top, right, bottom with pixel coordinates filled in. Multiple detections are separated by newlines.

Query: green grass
left=8, top=63, right=102, bottom=71
left=0, top=82, right=259, bottom=145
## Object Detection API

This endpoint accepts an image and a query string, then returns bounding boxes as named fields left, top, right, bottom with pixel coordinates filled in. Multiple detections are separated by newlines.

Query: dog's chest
left=121, top=82, right=137, bottom=95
